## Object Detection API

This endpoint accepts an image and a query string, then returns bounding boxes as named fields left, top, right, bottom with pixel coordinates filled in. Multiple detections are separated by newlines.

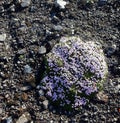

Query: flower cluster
left=40, top=36, right=108, bottom=109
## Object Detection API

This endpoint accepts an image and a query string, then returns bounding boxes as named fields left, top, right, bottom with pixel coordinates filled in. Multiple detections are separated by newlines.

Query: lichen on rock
left=40, top=36, right=108, bottom=110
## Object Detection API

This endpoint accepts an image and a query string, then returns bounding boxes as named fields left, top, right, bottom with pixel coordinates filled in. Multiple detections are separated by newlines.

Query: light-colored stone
left=24, top=65, right=32, bottom=74
left=38, top=46, right=46, bottom=54
left=42, top=100, right=49, bottom=109
left=0, top=33, right=6, bottom=41
left=16, top=112, right=31, bottom=123
left=96, top=91, right=108, bottom=102
left=6, top=116, right=13, bottom=123
left=55, top=0, right=67, bottom=9
left=19, top=0, right=31, bottom=7
left=0, top=107, right=2, bottom=114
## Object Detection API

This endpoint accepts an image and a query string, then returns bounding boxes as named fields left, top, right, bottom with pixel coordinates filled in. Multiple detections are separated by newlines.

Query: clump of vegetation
left=40, top=36, right=108, bottom=110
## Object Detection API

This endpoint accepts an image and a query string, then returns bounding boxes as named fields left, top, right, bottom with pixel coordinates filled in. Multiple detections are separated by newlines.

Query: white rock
left=96, top=91, right=108, bottom=102
left=0, top=33, right=6, bottom=41
left=19, top=0, right=31, bottom=7
left=116, top=84, right=120, bottom=92
left=55, top=0, right=67, bottom=9
left=39, top=46, right=46, bottom=54
left=117, top=84, right=120, bottom=89
left=24, top=65, right=32, bottom=73
left=6, top=116, right=13, bottom=123
left=16, top=112, right=31, bottom=123
left=43, top=100, right=49, bottom=109
left=0, top=107, right=2, bottom=114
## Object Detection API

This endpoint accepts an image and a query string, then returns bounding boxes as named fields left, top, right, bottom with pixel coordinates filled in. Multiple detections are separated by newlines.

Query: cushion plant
left=40, top=36, right=108, bottom=110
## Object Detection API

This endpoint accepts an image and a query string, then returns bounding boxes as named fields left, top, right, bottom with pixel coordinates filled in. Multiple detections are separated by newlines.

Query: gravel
left=0, top=0, right=120, bottom=122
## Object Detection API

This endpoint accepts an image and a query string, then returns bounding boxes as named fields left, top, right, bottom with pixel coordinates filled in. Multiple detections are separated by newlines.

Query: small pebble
left=21, top=93, right=28, bottom=101
left=38, top=46, right=46, bottom=54
left=83, top=112, right=88, bottom=117
left=16, top=112, right=31, bottom=123
left=106, top=44, right=116, bottom=56
left=25, top=74, right=36, bottom=87
left=114, top=118, right=117, bottom=121
left=0, top=107, right=3, bottom=114
left=49, top=120, right=54, bottom=123
left=19, top=0, right=31, bottom=8
left=42, top=100, right=49, bottom=109
left=117, top=84, right=120, bottom=89
left=6, top=116, right=13, bottom=123
left=98, top=0, right=107, bottom=6
left=64, top=120, right=69, bottom=123
left=96, top=91, right=108, bottom=103
left=0, top=33, right=6, bottom=41
left=55, top=0, right=67, bottom=9
left=17, top=48, right=26, bottom=54
left=53, top=25, right=63, bottom=31
left=20, top=86, right=32, bottom=91
left=9, top=4, right=15, bottom=12
left=29, top=6, right=36, bottom=12
left=24, top=65, right=32, bottom=74
left=38, top=90, right=44, bottom=96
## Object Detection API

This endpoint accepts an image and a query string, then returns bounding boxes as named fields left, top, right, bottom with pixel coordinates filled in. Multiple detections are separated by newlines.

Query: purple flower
left=52, top=92, right=57, bottom=101
left=47, top=91, right=52, bottom=97
left=40, top=36, right=108, bottom=109
left=58, top=93, right=65, bottom=99
left=74, top=97, right=87, bottom=107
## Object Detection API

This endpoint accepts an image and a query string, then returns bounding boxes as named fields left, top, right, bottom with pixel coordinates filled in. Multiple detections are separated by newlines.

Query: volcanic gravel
left=0, top=0, right=120, bottom=123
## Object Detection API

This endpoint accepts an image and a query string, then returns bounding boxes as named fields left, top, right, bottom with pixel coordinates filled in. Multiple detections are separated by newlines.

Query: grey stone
left=99, top=0, right=107, bottom=2
left=113, top=66, right=120, bottom=75
left=55, top=0, right=67, bottom=9
left=38, top=90, right=44, bottom=96
left=29, top=6, right=36, bottom=12
left=64, top=121, right=69, bottom=123
left=42, top=100, right=49, bottom=109
left=24, top=65, right=32, bottom=74
left=6, top=116, right=13, bottom=123
left=19, top=0, right=31, bottom=8
left=84, top=118, right=89, bottom=121
left=106, top=44, right=116, bottom=56
left=50, top=120, right=54, bottom=123
left=16, top=112, right=31, bottom=123
left=117, top=84, right=120, bottom=89
left=0, top=6, right=4, bottom=13
left=98, top=0, right=107, bottom=6
left=9, top=4, right=15, bottom=12
left=71, top=118, right=76, bottom=123
left=53, top=25, right=63, bottom=31
left=46, top=30, right=52, bottom=36
left=38, top=46, right=46, bottom=54
left=93, top=106, right=99, bottom=112
left=113, top=118, right=117, bottom=122
left=96, top=91, right=108, bottom=102
left=17, top=48, right=26, bottom=54
left=0, top=107, right=2, bottom=114
left=20, top=86, right=32, bottom=91
left=100, top=115, right=106, bottom=121
left=115, top=84, right=120, bottom=93
left=83, top=112, right=88, bottom=116
left=18, top=26, right=27, bottom=32
left=0, top=33, right=6, bottom=42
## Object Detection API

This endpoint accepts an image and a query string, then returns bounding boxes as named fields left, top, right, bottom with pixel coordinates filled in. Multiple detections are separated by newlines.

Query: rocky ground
left=0, top=0, right=120, bottom=123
